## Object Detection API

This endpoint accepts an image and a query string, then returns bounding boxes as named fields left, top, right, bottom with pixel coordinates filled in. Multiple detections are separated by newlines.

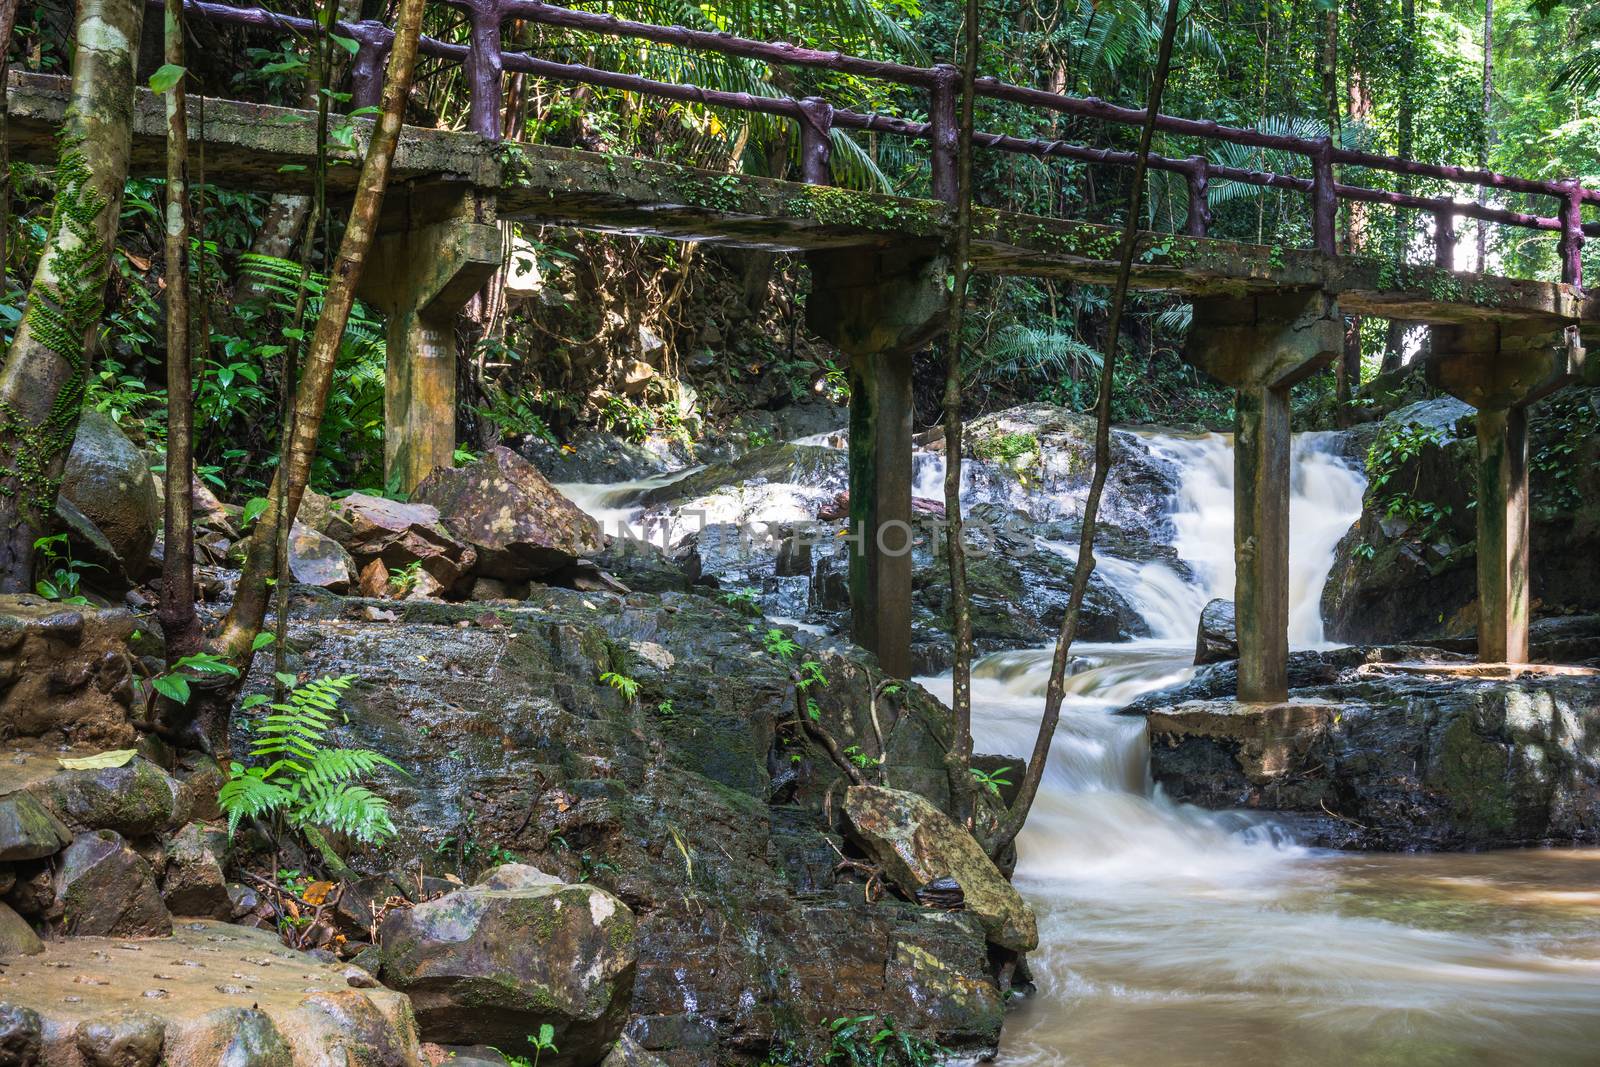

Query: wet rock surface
left=1128, top=652, right=1600, bottom=849
left=0, top=921, right=422, bottom=1066
left=53, top=829, right=173, bottom=938
left=247, top=586, right=1006, bottom=1063
left=1194, top=598, right=1237, bottom=665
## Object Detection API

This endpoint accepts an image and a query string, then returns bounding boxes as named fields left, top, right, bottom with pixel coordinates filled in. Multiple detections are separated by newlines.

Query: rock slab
left=843, top=784, right=1038, bottom=953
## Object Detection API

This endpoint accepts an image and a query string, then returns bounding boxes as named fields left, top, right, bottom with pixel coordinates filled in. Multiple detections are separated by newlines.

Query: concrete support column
left=1187, top=289, right=1343, bottom=702
left=358, top=185, right=502, bottom=493
left=1234, top=383, right=1292, bottom=702
left=1428, top=321, right=1584, bottom=663
left=807, top=244, right=948, bottom=678
left=1474, top=406, right=1530, bottom=663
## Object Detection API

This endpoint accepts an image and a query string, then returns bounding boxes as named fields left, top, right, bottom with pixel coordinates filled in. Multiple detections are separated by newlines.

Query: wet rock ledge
left=1123, top=643, right=1600, bottom=850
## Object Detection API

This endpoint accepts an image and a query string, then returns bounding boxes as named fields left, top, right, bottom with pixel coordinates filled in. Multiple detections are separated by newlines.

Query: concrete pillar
left=358, top=186, right=502, bottom=493
left=1187, top=289, right=1343, bottom=702
left=1474, top=407, right=1529, bottom=663
left=807, top=244, right=948, bottom=678
left=1428, top=321, right=1584, bottom=663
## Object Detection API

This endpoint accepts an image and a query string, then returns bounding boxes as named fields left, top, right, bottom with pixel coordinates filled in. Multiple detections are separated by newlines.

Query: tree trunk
left=942, top=0, right=981, bottom=828
left=986, top=0, right=1183, bottom=860
left=1477, top=0, right=1494, bottom=271
left=214, top=0, right=429, bottom=665
left=159, top=0, right=201, bottom=660
left=0, top=0, right=145, bottom=590
left=1381, top=0, right=1417, bottom=374
left=0, top=0, right=22, bottom=293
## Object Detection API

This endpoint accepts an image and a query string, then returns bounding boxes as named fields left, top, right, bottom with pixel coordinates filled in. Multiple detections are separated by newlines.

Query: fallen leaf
left=58, top=749, right=137, bottom=770
left=302, top=881, right=336, bottom=907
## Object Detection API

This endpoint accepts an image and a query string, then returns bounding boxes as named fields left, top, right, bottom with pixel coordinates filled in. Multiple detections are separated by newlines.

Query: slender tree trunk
left=942, top=0, right=981, bottom=828
left=1381, top=0, right=1417, bottom=374
left=159, top=0, right=201, bottom=660
left=0, top=0, right=22, bottom=294
left=1477, top=0, right=1494, bottom=271
left=0, top=0, right=144, bottom=589
left=214, top=0, right=428, bottom=665
left=986, top=0, right=1183, bottom=860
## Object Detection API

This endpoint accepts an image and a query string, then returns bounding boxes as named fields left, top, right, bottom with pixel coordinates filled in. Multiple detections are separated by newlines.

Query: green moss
left=1437, top=716, right=1515, bottom=836
left=971, top=430, right=1038, bottom=465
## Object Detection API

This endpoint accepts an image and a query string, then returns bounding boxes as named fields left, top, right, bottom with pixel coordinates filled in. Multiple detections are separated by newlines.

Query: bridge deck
left=10, top=72, right=1592, bottom=327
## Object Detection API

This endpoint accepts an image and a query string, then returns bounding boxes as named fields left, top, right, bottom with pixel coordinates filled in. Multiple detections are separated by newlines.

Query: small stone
left=0, top=901, right=41, bottom=957
left=0, top=1003, right=43, bottom=1066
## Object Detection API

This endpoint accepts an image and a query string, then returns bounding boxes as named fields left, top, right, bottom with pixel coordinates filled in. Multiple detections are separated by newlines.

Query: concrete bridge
left=11, top=0, right=1598, bottom=700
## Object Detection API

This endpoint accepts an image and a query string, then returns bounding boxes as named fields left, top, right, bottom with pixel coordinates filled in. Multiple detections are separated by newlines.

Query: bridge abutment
left=1188, top=289, right=1343, bottom=702
left=806, top=245, right=949, bottom=678
left=359, top=185, right=502, bottom=493
left=1427, top=321, right=1584, bottom=663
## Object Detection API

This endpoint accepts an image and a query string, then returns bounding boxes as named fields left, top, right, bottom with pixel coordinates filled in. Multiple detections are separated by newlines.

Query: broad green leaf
left=251, top=631, right=276, bottom=652
left=58, top=749, right=137, bottom=770
left=153, top=674, right=191, bottom=704
left=149, top=64, right=187, bottom=93
left=330, top=33, right=359, bottom=54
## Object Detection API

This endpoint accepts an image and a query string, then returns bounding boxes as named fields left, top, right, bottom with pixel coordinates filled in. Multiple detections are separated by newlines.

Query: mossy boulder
left=36, top=756, right=191, bottom=839
left=377, top=865, right=636, bottom=1065
left=0, top=791, right=72, bottom=861
left=59, top=409, right=159, bottom=581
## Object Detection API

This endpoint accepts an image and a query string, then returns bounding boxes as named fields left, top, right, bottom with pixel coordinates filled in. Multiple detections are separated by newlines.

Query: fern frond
left=218, top=766, right=295, bottom=837
left=293, top=782, right=397, bottom=844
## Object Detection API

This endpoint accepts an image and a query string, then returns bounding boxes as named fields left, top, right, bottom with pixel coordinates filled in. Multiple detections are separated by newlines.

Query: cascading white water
left=921, top=431, right=1600, bottom=1067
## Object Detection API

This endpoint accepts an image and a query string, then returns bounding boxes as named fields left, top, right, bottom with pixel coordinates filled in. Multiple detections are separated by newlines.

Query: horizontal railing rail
left=157, top=0, right=1593, bottom=287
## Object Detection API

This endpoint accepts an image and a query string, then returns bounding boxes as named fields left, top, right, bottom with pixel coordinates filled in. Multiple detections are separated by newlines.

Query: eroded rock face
left=1132, top=656, right=1600, bottom=850
left=60, top=409, right=160, bottom=580
left=843, top=785, right=1037, bottom=953
left=53, top=829, right=172, bottom=937
left=414, top=447, right=603, bottom=580
left=1195, top=598, right=1237, bottom=665
left=0, top=922, right=422, bottom=1067
left=244, top=589, right=1006, bottom=1063
left=0, top=598, right=141, bottom=746
left=378, top=866, right=635, bottom=1065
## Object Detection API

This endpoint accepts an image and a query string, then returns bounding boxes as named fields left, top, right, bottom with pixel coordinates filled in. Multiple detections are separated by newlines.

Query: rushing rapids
left=921, top=432, right=1600, bottom=1067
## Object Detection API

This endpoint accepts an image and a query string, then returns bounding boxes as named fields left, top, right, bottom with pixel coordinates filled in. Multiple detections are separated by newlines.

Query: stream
left=562, top=429, right=1600, bottom=1066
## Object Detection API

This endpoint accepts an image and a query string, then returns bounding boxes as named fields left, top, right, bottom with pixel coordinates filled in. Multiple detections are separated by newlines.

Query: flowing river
left=561, top=429, right=1600, bottom=1065
left=921, top=433, right=1600, bottom=1067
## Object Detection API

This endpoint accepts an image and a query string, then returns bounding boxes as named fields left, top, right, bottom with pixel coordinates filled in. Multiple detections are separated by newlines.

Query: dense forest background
left=3, top=0, right=1597, bottom=499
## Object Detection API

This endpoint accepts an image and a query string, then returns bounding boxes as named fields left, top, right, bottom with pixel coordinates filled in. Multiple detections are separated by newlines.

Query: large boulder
left=843, top=785, right=1037, bottom=953
left=52, top=829, right=172, bottom=937
left=414, top=447, right=603, bottom=580
left=0, top=900, right=42, bottom=956
left=378, top=864, right=636, bottom=1065
left=324, top=493, right=475, bottom=590
left=1194, top=598, right=1237, bottom=665
left=0, top=791, right=72, bottom=861
left=59, top=410, right=159, bottom=579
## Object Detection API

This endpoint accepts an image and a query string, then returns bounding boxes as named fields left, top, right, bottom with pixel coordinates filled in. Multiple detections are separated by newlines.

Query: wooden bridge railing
left=168, top=0, right=1594, bottom=288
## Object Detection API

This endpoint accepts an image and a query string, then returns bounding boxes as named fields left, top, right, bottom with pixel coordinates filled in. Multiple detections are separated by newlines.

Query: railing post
left=348, top=22, right=394, bottom=112
left=463, top=0, right=506, bottom=141
left=928, top=64, right=959, bottom=205
left=797, top=97, right=834, bottom=185
left=1311, top=137, right=1337, bottom=257
left=1434, top=208, right=1456, bottom=270
left=1559, top=179, right=1584, bottom=288
left=1184, top=154, right=1211, bottom=238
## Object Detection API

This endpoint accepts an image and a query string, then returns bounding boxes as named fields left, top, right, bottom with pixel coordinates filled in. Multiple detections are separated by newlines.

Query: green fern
left=220, top=674, right=403, bottom=844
